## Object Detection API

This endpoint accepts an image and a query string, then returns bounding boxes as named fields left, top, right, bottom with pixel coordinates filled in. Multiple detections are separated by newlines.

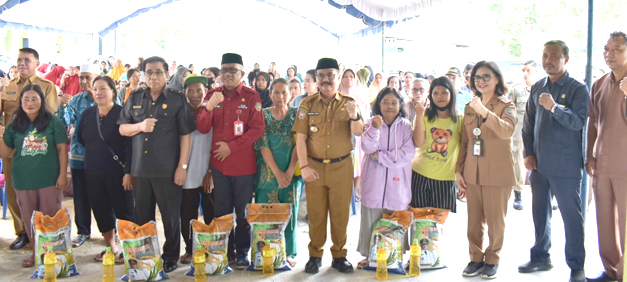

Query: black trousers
left=180, top=187, right=215, bottom=254
left=72, top=168, right=91, bottom=236
left=133, top=176, right=182, bottom=261
left=211, top=167, right=254, bottom=257
left=85, top=172, right=134, bottom=233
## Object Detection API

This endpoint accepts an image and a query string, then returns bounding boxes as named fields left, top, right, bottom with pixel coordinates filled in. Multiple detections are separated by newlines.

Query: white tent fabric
left=0, top=0, right=440, bottom=37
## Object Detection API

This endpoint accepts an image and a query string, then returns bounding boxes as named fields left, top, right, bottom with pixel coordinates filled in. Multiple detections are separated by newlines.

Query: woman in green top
left=254, top=78, right=302, bottom=267
left=0, top=83, right=69, bottom=267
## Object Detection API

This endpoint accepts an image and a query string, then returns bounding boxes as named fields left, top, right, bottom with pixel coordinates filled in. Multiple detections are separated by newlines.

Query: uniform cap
left=221, top=53, right=243, bottom=65
left=316, top=58, right=339, bottom=70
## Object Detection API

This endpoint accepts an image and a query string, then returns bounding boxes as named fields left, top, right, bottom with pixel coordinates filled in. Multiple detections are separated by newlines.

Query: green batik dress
left=254, top=107, right=303, bottom=258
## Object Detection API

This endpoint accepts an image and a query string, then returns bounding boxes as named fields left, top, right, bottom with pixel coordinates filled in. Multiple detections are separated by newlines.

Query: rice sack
left=185, top=214, right=233, bottom=276
left=117, top=220, right=168, bottom=281
left=364, top=211, right=412, bottom=275
left=409, top=207, right=450, bottom=269
left=31, top=207, right=79, bottom=279
left=246, top=203, right=292, bottom=271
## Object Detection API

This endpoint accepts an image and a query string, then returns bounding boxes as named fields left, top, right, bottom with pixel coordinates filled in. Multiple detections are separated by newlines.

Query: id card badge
left=472, top=138, right=483, bottom=157
left=234, top=120, right=244, bottom=136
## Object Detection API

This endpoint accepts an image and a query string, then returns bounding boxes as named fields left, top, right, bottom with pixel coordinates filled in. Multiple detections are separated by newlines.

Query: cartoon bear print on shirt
left=22, top=128, right=49, bottom=156
left=426, top=127, right=452, bottom=157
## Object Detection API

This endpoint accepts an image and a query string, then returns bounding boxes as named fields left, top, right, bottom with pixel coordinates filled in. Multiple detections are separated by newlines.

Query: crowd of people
left=0, top=30, right=625, bottom=282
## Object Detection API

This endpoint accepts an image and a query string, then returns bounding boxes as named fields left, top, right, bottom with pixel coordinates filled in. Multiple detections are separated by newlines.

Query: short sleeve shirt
left=292, top=92, right=356, bottom=159
left=4, top=116, right=69, bottom=190
left=117, top=87, right=195, bottom=178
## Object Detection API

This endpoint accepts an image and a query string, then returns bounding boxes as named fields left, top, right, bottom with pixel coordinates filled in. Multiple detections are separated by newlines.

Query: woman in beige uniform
left=455, top=60, right=517, bottom=279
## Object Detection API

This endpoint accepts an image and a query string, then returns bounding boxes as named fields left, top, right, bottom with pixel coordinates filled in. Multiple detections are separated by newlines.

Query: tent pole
left=581, top=0, right=593, bottom=221
left=381, top=22, right=386, bottom=74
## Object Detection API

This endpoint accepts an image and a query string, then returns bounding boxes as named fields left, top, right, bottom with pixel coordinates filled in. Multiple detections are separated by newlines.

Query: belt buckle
left=322, top=159, right=331, bottom=164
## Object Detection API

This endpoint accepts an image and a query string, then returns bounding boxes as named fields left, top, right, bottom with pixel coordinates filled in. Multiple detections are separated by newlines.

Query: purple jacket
left=360, top=116, right=415, bottom=210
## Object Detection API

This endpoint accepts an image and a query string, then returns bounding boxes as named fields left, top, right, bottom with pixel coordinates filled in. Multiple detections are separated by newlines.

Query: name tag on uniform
left=133, top=105, right=142, bottom=109
left=308, top=112, right=319, bottom=116
left=238, top=105, right=248, bottom=109
left=6, top=91, right=17, bottom=95
left=214, top=105, right=223, bottom=109
left=472, top=138, right=483, bottom=157
left=234, top=120, right=244, bottom=136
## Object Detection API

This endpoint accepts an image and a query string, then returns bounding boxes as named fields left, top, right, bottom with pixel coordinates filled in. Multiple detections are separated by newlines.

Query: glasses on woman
left=473, top=74, right=494, bottom=82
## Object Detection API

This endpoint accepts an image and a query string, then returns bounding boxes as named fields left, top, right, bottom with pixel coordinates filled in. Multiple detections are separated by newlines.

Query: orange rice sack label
left=246, top=203, right=292, bottom=271
left=117, top=220, right=169, bottom=281
left=185, top=214, right=233, bottom=276
left=409, top=207, right=449, bottom=269
left=31, top=207, right=80, bottom=279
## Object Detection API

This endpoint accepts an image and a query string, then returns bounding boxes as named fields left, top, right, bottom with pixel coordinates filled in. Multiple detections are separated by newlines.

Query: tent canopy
left=0, top=0, right=440, bottom=37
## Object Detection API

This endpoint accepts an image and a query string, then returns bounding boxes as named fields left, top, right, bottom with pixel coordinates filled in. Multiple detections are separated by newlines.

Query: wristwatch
left=180, top=163, right=188, bottom=170
left=349, top=113, right=361, bottom=122
left=550, top=104, right=557, bottom=113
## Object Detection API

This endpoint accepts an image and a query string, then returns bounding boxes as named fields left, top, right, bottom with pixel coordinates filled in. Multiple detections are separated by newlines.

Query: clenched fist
left=206, top=92, right=224, bottom=111
left=469, top=96, right=488, bottom=117
left=345, top=100, right=358, bottom=119
left=59, top=94, right=72, bottom=107
left=371, top=115, right=383, bottom=129
left=141, top=118, right=158, bottom=133
left=539, top=93, right=556, bottom=111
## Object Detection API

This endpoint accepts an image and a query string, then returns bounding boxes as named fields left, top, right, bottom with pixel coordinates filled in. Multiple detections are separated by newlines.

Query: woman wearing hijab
left=255, top=71, right=273, bottom=108
left=60, top=66, right=83, bottom=96
left=43, top=65, right=66, bottom=87
left=369, top=73, right=384, bottom=104
left=36, top=63, right=50, bottom=77
left=339, top=69, right=371, bottom=200
left=166, top=67, right=191, bottom=93
left=108, top=59, right=126, bottom=81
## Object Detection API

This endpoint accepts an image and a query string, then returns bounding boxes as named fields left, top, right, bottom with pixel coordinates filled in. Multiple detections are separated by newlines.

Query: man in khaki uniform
left=293, top=58, right=364, bottom=274
left=0, top=47, right=58, bottom=250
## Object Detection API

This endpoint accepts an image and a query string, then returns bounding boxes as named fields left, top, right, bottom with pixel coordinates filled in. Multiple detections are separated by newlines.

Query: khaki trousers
left=466, top=183, right=512, bottom=265
left=3, top=158, right=26, bottom=236
left=306, top=156, right=353, bottom=258
left=14, top=185, right=63, bottom=242
left=511, top=140, right=525, bottom=192
left=593, top=174, right=627, bottom=280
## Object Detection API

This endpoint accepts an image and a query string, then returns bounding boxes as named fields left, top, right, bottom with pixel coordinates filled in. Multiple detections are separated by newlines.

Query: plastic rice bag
left=185, top=214, right=233, bottom=276
left=364, top=210, right=412, bottom=275
left=409, top=207, right=449, bottom=269
left=117, top=220, right=169, bottom=281
left=31, top=207, right=80, bottom=279
left=246, top=203, right=292, bottom=271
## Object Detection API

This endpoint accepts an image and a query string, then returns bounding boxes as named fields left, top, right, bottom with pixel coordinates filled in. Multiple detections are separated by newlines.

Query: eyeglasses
left=473, top=74, right=494, bottom=82
left=220, top=68, right=241, bottom=75
left=316, top=73, right=336, bottom=81
left=17, top=58, right=37, bottom=64
left=145, top=71, right=165, bottom=77
left=412, top=88, right=426, bottom=93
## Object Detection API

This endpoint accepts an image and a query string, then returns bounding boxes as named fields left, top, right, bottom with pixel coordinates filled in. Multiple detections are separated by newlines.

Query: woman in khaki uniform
left=455, top=61, right=517, bottom=279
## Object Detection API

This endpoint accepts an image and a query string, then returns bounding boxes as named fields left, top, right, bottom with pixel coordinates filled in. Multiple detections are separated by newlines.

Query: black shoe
left=587, top=272, right=619, bottom=282
left=10, top=234, right=29, bottom=250
left=305, top=257, right=322, bottom=274
left=331, top=257, right=354, bottom=273
left=462, top=261, right=485, bottom=277
left=513, top=191, right=523, bottom=210
left=164, top=260, right=177, bottom=273
left=481, top=264, right=498, bottom=279
left=570, top=269, right=586, bottom=282
left=518, top=259, right=553, bottom=273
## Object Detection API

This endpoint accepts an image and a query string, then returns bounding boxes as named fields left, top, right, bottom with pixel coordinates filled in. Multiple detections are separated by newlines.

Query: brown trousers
left=511, top=141, right=525, bottom=192
left=3, top=159, right=26, bottom=236
left=466, top=183, right=512, bottom=265
left=593, top=174, right=627, bottom=280
left=306, top=156, right=353, bottom=258
left=14, top=185, right=63, bottom=243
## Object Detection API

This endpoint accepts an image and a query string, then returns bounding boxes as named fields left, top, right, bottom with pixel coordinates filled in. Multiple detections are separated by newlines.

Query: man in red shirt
left=196, top=53, right=265, bottom=269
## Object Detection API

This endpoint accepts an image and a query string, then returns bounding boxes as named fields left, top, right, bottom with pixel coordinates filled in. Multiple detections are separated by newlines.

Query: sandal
left=357, top=258, right=368, bottom=269
left=22, top=256, right=35, bottom=268
left=72, top=234, right=90, bottom=248
left=94, top=249, right=125, bottom=264
left=286, top=257, right=297, bottom=268
left=179, top=253, right=192, bottom=264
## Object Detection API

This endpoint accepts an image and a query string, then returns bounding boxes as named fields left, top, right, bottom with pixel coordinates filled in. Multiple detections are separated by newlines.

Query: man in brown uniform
left=293, top=58, right=364, bottom=274
left=0, top=47, right=58, bottom=250
left=586, top=31, right=627, bottom=282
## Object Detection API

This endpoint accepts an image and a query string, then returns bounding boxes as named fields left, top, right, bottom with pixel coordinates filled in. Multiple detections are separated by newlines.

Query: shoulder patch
left=255, top=102, right=262, bottom=111
left=498, top=96, right=512, bottom=103
left=505, top=107, right=515, bottom=116
left=298, top=108, right=307, bottom=119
